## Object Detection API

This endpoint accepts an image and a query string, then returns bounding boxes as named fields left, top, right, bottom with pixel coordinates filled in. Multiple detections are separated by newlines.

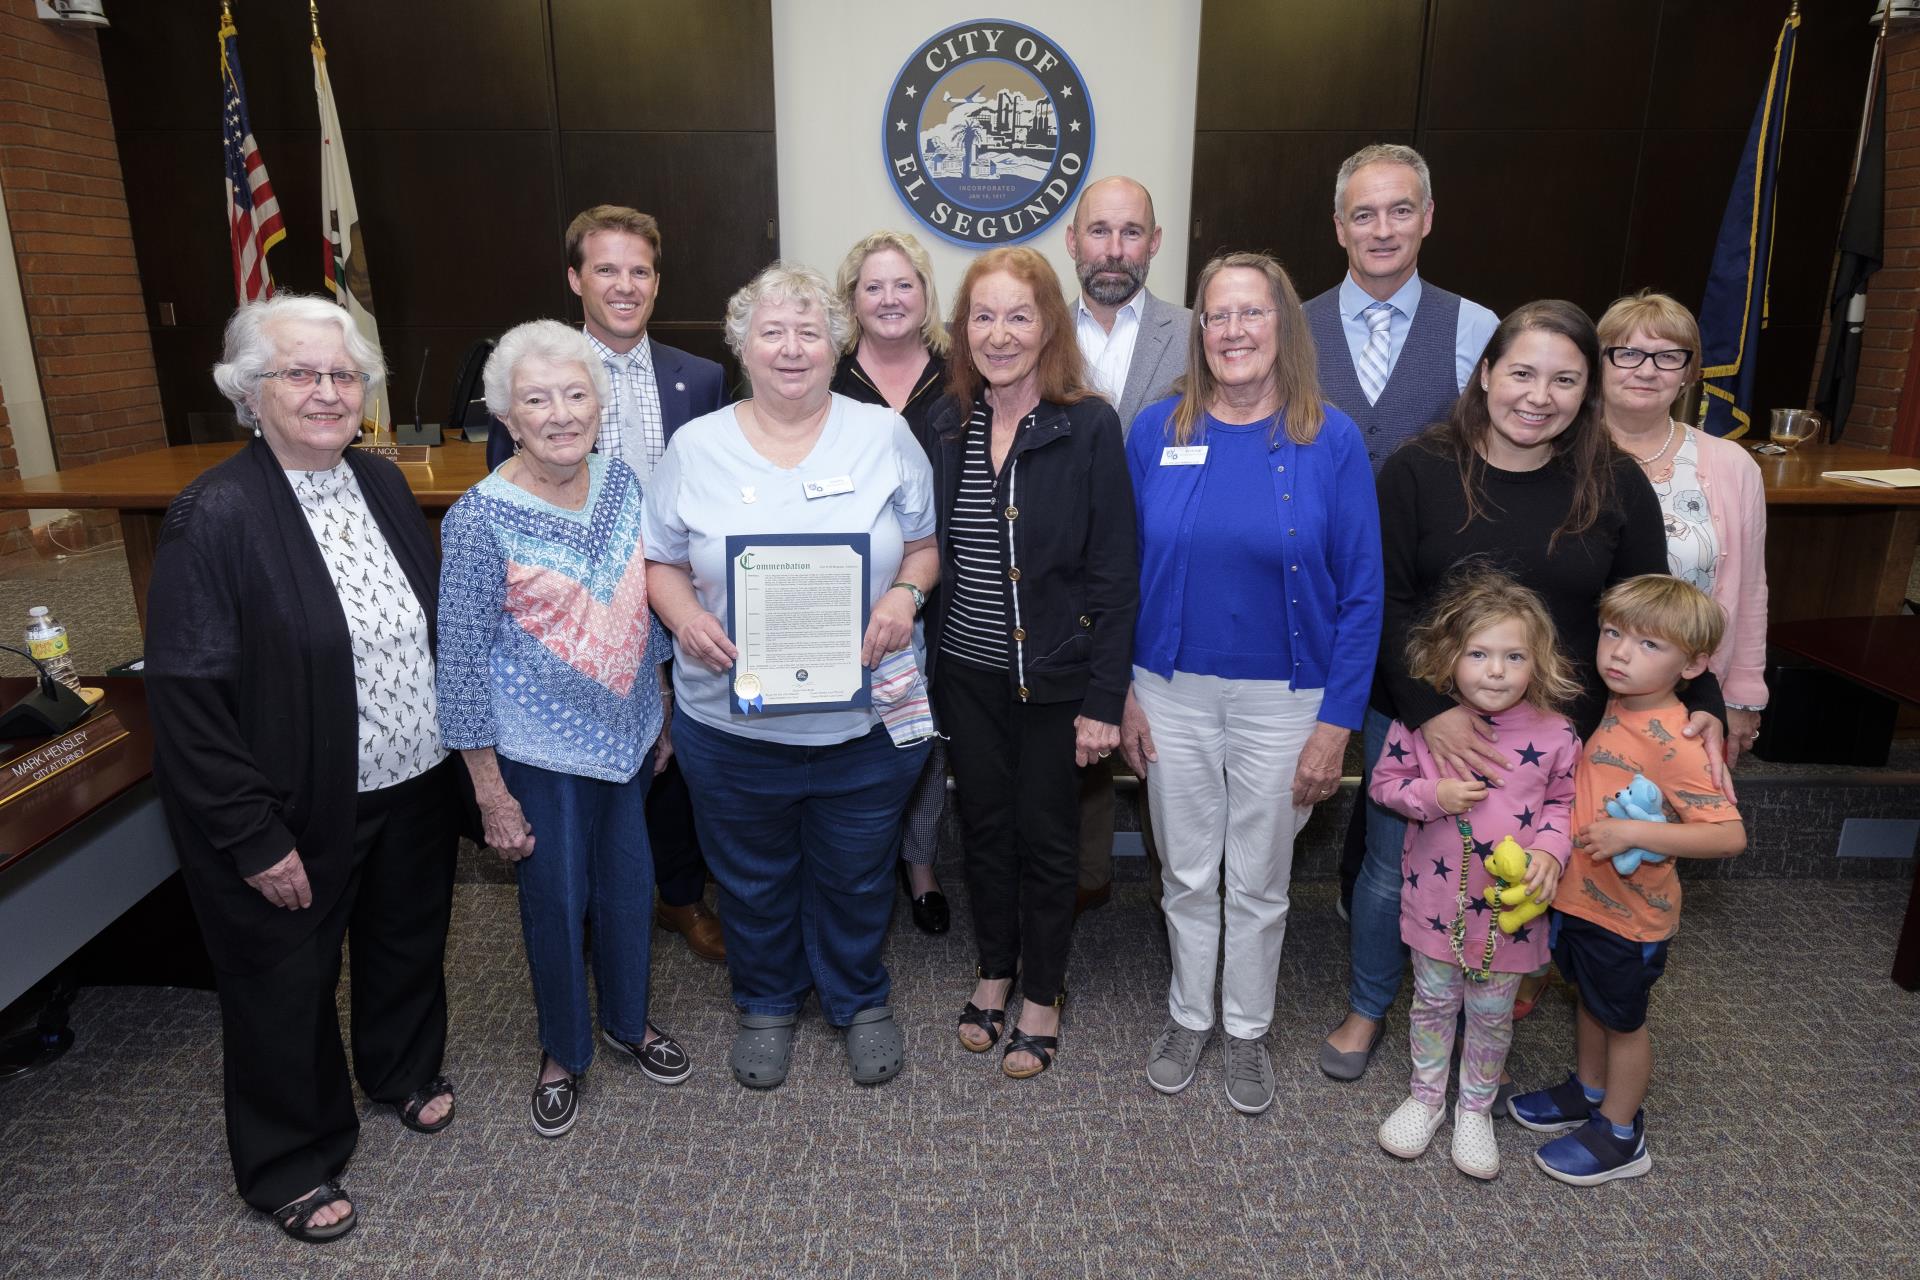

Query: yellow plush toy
left=1482, top=836, right=1547, bottom=935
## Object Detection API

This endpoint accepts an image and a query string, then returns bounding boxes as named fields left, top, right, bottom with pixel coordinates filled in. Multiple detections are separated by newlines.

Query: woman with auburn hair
left=1323, top=298, right=1732, bottom=1087
left=1121, top=251, right=1382, bottom=1116
left=923, top=245, right=1138, bottom=1079
left=830, top=228, right=953, bottom=934
left=1597, top=289, right=1768, bottom=765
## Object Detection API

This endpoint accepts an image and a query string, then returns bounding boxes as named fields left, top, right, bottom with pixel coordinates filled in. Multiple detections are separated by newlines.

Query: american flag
left=220, top=13, right=283, bottom=305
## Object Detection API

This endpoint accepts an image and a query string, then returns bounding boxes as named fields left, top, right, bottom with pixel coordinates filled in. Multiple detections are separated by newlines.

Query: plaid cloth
left=586, top=331, right=666, bottom=480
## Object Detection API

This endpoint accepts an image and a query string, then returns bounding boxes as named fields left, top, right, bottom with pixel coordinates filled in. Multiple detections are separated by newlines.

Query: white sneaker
left=1452, top=1103, right=1500, bottom=1179
left=1377, top=1096, right=1445, bottom=1159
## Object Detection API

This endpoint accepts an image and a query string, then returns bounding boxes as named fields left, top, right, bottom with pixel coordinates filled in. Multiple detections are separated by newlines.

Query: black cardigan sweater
left=145, top=439, right=444, bottom=971
left=1374, top=441, right=1725, bottom=738
left=923, top=393, right=1139, bottom=724
left=830, top=350, right=947, bottom=453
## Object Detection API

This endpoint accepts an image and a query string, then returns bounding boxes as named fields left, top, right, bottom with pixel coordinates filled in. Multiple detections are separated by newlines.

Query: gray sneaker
left=1223, top=1034, right=1275, bottom=1115
left=1146, top=1020, right=1210, bottom=1095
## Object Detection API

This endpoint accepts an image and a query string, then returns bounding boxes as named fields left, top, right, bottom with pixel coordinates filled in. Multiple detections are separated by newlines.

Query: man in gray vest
left=1302, top=143, right=1498, bottom=471
left=1305, top=144, right=1499, bottom=1081
left=1065, top=174, right=1190, bottom=916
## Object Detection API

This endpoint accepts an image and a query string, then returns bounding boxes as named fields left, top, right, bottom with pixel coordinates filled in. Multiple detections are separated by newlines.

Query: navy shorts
left=1550, top=910, right=1670, bottom=1033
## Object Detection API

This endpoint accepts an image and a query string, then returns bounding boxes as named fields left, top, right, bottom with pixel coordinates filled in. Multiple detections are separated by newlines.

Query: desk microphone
left=0, top=641, right=91, bottom=737
left=395, top=346, right=437, bottom=447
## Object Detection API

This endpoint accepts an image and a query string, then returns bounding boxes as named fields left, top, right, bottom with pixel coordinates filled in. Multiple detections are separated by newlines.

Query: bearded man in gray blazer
left=1065, top=175, right=1189, bottom=915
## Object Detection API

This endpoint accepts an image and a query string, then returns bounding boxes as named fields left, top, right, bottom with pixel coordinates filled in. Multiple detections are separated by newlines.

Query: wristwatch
left=889, top=580, right=925, bottom=614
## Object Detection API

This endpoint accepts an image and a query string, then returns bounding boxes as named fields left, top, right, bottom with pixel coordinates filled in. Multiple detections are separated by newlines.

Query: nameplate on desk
left=353, top=444, right=432, bottom=464
left=0, top=709, right=129, bottom=809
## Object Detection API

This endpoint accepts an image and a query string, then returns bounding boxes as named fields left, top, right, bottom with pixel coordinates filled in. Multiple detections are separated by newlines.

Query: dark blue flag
left=1698, top=8, right=1799, bottom=439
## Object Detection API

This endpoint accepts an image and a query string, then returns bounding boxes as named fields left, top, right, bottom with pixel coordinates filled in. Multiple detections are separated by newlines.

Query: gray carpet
left=2, top=872, right=1918, bottom=1279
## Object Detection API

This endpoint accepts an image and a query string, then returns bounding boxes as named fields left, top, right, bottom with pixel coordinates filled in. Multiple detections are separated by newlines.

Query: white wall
left=0, top=183, right=63, bottom=526
left=772, top=0, right=1202, bottom=316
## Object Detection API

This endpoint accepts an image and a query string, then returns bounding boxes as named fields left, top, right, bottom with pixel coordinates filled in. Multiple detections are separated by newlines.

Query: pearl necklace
left=1626, top=418, right=1678, bottom=466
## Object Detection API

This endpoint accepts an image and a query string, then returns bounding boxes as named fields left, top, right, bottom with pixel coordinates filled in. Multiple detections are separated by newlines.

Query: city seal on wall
left=881, top=20, right=1095, bottom=248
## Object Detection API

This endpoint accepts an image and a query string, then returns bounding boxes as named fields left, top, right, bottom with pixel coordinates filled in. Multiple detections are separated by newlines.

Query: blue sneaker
left=1507, top=1073, right=1593, bottom=1134
left=1534, top=1112, right=1652, bottom=1186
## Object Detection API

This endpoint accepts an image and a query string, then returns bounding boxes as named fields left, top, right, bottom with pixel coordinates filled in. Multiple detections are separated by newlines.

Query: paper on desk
left=1819, top=468, right=1920, bottom=489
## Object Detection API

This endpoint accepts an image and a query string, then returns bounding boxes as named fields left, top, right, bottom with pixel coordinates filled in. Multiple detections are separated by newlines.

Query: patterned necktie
left=1357, top=301, right=1394, bottom=405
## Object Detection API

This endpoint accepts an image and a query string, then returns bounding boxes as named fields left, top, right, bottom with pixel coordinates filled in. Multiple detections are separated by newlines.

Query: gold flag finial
left=309, top=0, right=321, bottom=45
left=221, top=1, right=234, bottom=26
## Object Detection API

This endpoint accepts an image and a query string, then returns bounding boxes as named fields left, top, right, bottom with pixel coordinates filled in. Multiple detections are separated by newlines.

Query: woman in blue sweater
left=437, top=320, right=686, bottom=1139
left=1120, top=252, right=1383, bottom=1116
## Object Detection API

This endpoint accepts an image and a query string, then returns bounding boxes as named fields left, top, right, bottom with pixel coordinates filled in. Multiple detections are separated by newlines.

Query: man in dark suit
left=489, top=204, right=727, bottom=962
left=1064, top=176, right=1191, bottom=918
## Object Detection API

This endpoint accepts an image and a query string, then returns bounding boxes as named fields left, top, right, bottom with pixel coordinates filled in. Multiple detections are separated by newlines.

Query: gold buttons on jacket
left=1008, top=567, right=1021, bottom=581
left=1013, top=627, right=1026, bottom=641
left=1018, top=686, right=1030, bottom=699
left=1005, top=505, right=1019, bottom=520
left=1078, top=614, right=1091, bottom=627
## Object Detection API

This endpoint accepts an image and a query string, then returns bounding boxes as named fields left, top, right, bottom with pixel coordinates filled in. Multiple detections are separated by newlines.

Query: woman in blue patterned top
left=437, top=320, right=687, bottom=1139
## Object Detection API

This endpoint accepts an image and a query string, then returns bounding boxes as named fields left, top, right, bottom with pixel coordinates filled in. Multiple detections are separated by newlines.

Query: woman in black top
left=926, top=245, right=1138, bottom=1078
left=146, top=295, right=461, bottom=1243
left=1322, top=299, right=1730, bottom=1082
left=831, top=229, right=952, bottom=932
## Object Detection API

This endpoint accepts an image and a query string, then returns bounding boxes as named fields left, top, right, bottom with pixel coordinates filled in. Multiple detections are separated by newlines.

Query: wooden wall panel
left=1194, top=0, right=1426, bottom=131
left=1424, top=0, right=1660, bottom=132
left=551, top=0, right=774, bottom=131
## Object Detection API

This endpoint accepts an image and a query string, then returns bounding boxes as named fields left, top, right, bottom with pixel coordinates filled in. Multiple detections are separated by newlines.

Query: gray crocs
left=845, top=1005, right=904, bottom=1085
left=730, top=1012, right=797, bottom=1089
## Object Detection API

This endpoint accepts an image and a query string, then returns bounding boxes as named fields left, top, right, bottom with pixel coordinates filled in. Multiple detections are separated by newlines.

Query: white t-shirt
left=641, top=393, right=936, bottom=745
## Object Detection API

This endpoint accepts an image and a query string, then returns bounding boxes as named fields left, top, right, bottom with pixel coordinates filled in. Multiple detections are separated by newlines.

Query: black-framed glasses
left=260, top=368, right=371, bottom=388
left=1603, top=346, right=1691, bottom=371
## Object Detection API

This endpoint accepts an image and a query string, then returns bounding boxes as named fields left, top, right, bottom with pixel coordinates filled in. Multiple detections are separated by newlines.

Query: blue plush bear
left=1604, top=774, right=1668, bottom=874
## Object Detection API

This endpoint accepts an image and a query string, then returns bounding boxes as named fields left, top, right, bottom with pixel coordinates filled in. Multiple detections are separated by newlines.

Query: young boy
left=1507, top=575, right=1745, bottom=1185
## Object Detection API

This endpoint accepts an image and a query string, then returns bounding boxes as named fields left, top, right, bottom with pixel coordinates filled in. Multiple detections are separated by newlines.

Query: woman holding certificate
left=924, top=246, right=1139, bottom=1080
left=643, top=263, right=940, bottom=1091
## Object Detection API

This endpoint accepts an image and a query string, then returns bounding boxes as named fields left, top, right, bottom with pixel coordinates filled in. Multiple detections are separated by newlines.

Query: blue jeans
left=671, top=709, right=928, bottom=1024
left=498, top=754, right=656, bottom=1076
left=1348, top=706, right=1411, bottom=1021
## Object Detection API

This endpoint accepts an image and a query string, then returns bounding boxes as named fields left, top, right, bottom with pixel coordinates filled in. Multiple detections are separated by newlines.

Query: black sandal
left=1001, top=1028, right=1059, bottom=1079
left=270, top=1182, right=356, bottom=1244
left=957, top=1001, right=1007, bottom=1052
left=398, top=1075, right=455, bottom=1134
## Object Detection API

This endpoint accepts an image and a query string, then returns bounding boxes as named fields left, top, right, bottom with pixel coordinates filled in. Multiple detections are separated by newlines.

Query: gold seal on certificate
left=733, top=672, right=763, bottom=700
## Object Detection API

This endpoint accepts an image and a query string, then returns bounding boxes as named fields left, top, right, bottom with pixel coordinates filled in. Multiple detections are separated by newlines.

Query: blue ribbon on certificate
left=737, top=692, right=764, bottom=715
left=733, top=672, right=764, bottom=715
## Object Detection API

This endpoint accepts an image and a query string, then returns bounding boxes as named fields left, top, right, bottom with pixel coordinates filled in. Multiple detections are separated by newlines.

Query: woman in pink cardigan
left=1597, top=291, right=1769, bottom=762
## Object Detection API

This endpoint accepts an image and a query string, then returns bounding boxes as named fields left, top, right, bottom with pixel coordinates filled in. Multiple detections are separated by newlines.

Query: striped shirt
left=939, top=403, right=1013, bottom=669
left=586, top=331, right=667, bottom=483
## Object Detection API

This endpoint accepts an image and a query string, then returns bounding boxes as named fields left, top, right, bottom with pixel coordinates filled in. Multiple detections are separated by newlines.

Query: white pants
left=1135, top=666, right=1322, bottom=1040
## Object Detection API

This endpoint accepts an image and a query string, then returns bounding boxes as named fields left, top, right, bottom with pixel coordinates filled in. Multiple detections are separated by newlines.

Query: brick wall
left=0, top=0, right=166, bottom=544
left=1815, top=26, right=1920, bottom=451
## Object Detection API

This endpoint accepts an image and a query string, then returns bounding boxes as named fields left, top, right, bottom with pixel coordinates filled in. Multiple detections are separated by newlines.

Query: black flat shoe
left=898, top=862, right=950, bottom=934
left=957, top=1001, right=1006, bottom=1052
left=270, top=1182, right=356, bottom=1244
left=396, top=1075, right=454, bottom=1134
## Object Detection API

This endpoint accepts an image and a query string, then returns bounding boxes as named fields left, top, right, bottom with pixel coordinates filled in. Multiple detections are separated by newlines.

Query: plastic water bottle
left=25, top=606, right=81, bottom=692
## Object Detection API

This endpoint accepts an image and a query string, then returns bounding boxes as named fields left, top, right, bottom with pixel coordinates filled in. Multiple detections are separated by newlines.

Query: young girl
left=1369, top=564, right=1581, bottom=1179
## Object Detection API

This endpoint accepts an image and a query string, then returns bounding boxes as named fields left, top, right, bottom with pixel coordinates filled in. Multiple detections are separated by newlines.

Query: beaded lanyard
left=1448, top=816, right=1498, bottom=983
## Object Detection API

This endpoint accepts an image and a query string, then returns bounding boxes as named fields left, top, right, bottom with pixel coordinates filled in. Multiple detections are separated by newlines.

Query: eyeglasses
left=1200, top=306, right=1277, bottom=331
left=1602, top=346, right=1691, bottom=371
left=260, top=368, right=372, bottom=388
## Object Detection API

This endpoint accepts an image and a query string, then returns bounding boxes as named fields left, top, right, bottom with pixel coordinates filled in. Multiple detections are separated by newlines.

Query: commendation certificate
left=724, top=534, right=872, bottom=715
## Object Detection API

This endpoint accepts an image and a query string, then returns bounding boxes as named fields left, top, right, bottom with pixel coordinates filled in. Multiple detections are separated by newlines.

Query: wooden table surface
left=0, top=676, right=153, bottom=873
left=1768, top=616, right=1920, bottom=706
left=1745, top=442, right=1920, bottom=505
left=0, top=436, right=490, bottom=512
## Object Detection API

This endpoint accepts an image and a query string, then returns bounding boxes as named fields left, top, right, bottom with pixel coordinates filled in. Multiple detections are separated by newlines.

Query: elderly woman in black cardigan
left=146, top=295, right=462, bottom=1244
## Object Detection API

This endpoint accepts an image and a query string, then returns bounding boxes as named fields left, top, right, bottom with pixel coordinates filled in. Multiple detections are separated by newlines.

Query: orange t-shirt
left=1559, top=699, right=1742, bottom=943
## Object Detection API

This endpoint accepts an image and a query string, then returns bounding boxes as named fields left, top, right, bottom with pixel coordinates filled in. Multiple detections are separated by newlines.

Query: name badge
left=1160, top=446, right=1209, bottom=466
left=803, top=475, right=856, bottom=499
